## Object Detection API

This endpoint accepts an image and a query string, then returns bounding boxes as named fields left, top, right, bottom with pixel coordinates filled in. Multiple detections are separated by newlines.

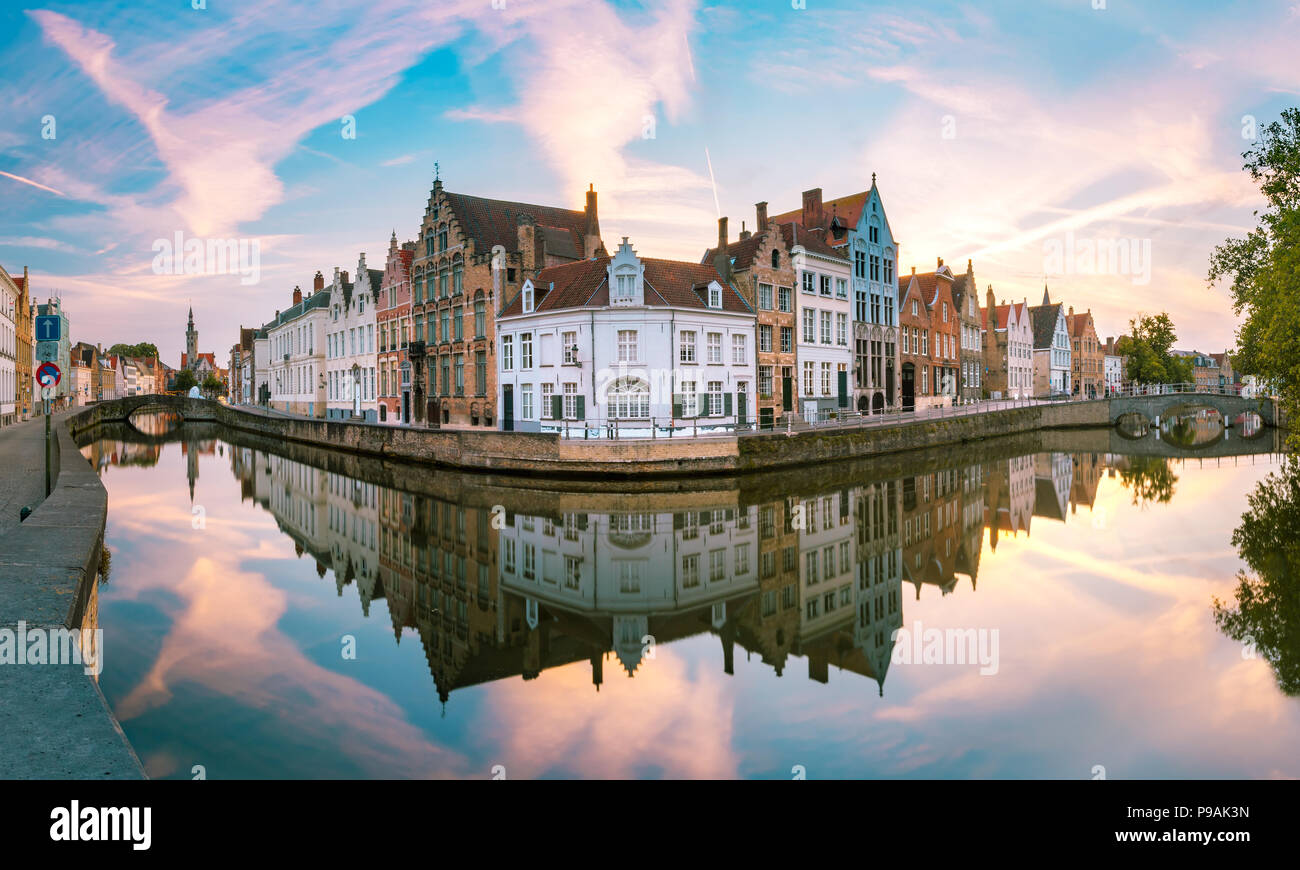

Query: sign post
left=36, top=363, right=61, bottom=498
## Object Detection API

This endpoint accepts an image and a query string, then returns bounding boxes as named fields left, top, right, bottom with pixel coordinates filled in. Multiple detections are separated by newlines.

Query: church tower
left=186, top=305, right=198, bottom=369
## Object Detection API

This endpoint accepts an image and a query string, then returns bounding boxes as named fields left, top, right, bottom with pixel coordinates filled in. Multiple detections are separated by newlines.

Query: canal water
left=78, top=415, right=1300, bottom=779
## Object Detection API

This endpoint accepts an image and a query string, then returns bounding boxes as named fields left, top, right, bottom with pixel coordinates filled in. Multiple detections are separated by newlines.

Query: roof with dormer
left=499, top=253, right=752, bottom=317
left=1029, top=303, right=1064, bottom=349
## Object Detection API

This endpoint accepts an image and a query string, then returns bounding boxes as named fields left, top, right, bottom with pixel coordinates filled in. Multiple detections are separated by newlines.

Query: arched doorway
left=901, top=363, right=915, bottom=411
left=857, top=395, right=869, bottom=414
left=872, top=392, right=885, bottom=414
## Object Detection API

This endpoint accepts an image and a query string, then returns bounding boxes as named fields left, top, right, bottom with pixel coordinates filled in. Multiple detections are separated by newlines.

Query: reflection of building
left=1070, top=453, right=1103, bottom=513
left=853, top=481, right=903, bottom=693
left=1033, top=452, right=1073, bottom=523
left=985, top=454, right=1035, bottom=550
left=901, top=469, right=962, bottom=598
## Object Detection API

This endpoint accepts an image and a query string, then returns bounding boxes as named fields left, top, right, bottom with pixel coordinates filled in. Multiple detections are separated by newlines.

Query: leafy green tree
left=201, top=374, right=223, bottom=396
left=1214, top=458, right=1300, bottom=696
left=106, top=342, right=159, bottom=359
left=1209, top=108, right=1300, bottom=443
left=173, top=369, right=197, bottom=393
left=1114, top=312, right=1194, bottom=385
left=1117, top=456, right=1178, bottom=506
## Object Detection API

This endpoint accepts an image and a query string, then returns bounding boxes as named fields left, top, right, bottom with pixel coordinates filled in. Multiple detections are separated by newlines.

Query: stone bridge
left=1107, top=389, right=1277, bottom=427
left=68, top=393, right=221, bottom=433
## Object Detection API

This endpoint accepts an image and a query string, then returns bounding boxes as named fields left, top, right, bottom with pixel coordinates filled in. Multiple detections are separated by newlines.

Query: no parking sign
left=36, top=361, right=61, bottom=388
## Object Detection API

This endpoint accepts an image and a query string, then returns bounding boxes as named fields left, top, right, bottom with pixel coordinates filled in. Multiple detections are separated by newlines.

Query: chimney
left=585, top=184, right=601, bottom=255
left=755, top=201, right=768, bottom=232
left=967, top=258, right=972, bottom=271
left=713, top=217, right=732, bottom=281
left=986, top=285, right=995, bottom=313
left=717, top=216, right=728, bottom=251
left=937, top=256, right=943, bottom=269
left=292, top=285, right=302, bottom=307
left=341, top=270, right=349, bottom=286
left=739, top=221, right=751, bottom=242
left=911, top=266, right=916, bottom=275
left=1069, top=306, right=1074, bottom=317
left=801, top=188, right=823, bottom=227
left=313, top=271, right=324, bottom=292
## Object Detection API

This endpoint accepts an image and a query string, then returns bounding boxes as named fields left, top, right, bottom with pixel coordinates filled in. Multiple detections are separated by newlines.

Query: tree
left=1117, top=456, right=1179, bottom=507
left=1214, top=458, right=1300, bottom=696
left=1114, top=312, right=1194, bottom=385
left=201, top=374, right=223, bottom=396
left=1209, top=107, right=1300, bottom=445
left=107, top=342, right=159, bottom=359
left=173, top=369, right=197, bottom=393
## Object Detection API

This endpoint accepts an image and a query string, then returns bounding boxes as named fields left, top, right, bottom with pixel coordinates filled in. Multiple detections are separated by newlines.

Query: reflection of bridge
left=1035, top=424, right=1284, bottom=459
left=71, top=393, right=219, bottom=430
left=1106, top=385, right=1277, bottom=427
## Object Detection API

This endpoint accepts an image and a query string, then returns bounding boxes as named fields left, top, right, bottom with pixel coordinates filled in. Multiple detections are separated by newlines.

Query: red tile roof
left=777, top=222, right=847, bottom=260
left=500, top=255, right=752, bottom=317
left=700, top=232, right=767, bottom=271
left=443, top=191, right=589, bottom=257
left=770, top=191, right=871, bottom=232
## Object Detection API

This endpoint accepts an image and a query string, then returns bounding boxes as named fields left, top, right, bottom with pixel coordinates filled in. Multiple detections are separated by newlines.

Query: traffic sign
left=42, top=386, right=54, bottom=400
left=36, top=361, right=61, bottom=388
left=36, top=341, right=58, bottom=362
left=35, top=314, right=61, bottom=342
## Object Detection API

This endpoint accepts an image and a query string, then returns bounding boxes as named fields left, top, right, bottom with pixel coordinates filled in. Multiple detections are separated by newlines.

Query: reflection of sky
left=95, top=441, right=1300, bottom=779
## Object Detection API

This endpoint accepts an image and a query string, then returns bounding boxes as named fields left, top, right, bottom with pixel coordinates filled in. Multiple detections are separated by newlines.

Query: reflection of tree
left=1215, top=459, right=1300, bottom=696
left=1117, top=456, right=1177, bottom=506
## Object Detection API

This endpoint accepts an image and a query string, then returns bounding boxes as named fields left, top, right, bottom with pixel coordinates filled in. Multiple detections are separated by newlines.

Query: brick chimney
left=292, top=285, right=302, bottom=306
left=1069, top=306, right=1074, bottom=317
left=937, top=256, right=943, bottom=269
left=739, top=221, right=751, bottom=242
left=755, top=201, right=768, bottom=232
left=584, top=184, right=602, bottom=256
left=801, top=188, right=823, bottom=228
left=313, top=271, right=324, bottom=292
left=986, top=284, right=995, bottom=313
left=713, top=217, right=731, bottom=281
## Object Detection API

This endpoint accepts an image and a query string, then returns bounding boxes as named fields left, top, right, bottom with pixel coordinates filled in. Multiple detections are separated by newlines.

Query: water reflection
left=78, top=415, right=1298, bottom=778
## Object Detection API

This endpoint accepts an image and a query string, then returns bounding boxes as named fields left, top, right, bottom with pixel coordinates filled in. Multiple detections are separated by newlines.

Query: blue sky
left=2, top=0, right=1298, bottom=364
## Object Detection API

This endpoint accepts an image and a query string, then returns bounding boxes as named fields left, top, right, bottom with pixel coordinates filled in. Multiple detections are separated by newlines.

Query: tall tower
left=186, top=305, right=198, bottom=369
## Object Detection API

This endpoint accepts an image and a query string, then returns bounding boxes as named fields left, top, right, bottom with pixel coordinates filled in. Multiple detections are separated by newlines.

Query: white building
left=797, top=489, right=856, bottom=637
left=982, top=291, right=1034, bottom=400
left=0, top=266, right=16, bottom=426
left=267, top=275, right=329, bottom=417
left=1104, top=352, right=1122, bottom=396
left=494, top=238, right=757, bottom=434
left=1030, top=288, right=1071, bottom=397
left=785, top=224, right=853, bottom=420
left=325, top=257, right=381, bottom=422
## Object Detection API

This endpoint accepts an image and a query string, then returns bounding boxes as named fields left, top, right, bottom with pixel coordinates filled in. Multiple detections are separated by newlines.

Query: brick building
left=409, top=176, right=605, bottom=429
left=701, top=206, right=797, bottom=428
left=378, top=232, right=416, bottom=425
left=1066, top=307, right=1102, bottom=399
left=897, top=265, right=960, bottom=410
left=949, top=259, right=984, bottom=402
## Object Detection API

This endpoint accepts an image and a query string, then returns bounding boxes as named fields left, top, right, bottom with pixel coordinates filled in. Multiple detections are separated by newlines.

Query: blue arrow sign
left=35, top=314, right=61, bottom=342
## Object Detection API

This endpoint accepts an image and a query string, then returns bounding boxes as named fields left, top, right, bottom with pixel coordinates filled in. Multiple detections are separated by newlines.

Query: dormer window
left=614, top=270, right=636, bottom=302
left=609, top=238, right=644, bottom=305
left=522, top=281, right=534, bottom=313
left=708, top=282, right=722, bottom=309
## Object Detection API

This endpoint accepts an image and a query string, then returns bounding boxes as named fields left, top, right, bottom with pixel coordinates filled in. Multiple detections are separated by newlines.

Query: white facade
left=267, top=286, right=328, bottom=417
left=0, top=268, right=15, bottom=425
left=325, top=257, right=380, bottom=422
left=792, top=243, right=853, bottom=420
left=797, top=490, right=856, bottom=636
left=495, top=239, right=756, bottom=434
left=1104, top=354, right=1122, bottom=396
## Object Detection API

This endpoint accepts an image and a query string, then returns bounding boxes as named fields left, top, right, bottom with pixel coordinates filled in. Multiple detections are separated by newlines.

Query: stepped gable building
left=378, top=232, right=416, bottom=425
left=1066, top=307, right=1102, bottom=399
left=701, top=207, right=797, bottom=428
left=181, top=306, right=219, bottom=381
left=495, top=237, right=755, bottom=432
left=778, top=220, right=852, bottom=420
left=897, top=262, right=960, bottom=411
left=981, top=288, right=1034, bottom=400
left=409, top=174, right=605, bottom=429
left=949, top=259, right=984, bottom=402
left=770, top=179, right=900, bottom=415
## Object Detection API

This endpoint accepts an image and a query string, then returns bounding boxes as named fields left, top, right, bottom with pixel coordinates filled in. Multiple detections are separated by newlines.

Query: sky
left=2, top=0, right=1298, bottom=366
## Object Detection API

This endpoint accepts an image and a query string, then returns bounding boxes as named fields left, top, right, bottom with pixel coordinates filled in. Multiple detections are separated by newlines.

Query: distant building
left=1029, top=287, right=1070, bottom=396
left=949, top=260, right=984, bottom=402
left=0, top=265, right=17, bottom=426
left=980, top=289, right=1033, bottom=400
left=34, top=298, right=71, bottom=411
left=1103, top=340, right=1122, bottom=396
left=1066, top=307, right=1102, bottom=399
left=266, top=274, right=329, bottom=417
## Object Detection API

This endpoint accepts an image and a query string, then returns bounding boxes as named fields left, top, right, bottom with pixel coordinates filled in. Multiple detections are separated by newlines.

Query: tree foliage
left=201, top=373, right=224, bottom=395
left=1209, top=107, right=1300, bottom=442
left=1117, top=456, right=1178, bottom=507
left=1114, top=313, right=1194, bottom=385
left=172, top=369, right=197, bottom=393
left=1215, top=458, right=1300, bottom=696
left=106, top=342, right=159, bottom=359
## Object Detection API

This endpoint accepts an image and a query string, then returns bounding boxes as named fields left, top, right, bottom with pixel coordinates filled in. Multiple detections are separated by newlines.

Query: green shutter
left=723, top=392, right=732, bottom=416
left=673, top=394, right=683, bottom=418
left=551, top=395, right=563, bottom=420
left=575, top=396, right=585, bottom=421
left=838, top=370, right=848, bottom=408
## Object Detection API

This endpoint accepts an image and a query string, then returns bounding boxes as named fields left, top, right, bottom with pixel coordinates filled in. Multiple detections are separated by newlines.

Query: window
left=836, top=278, right=848, bottom=298
left=707, top=332, right=722, bottom=363
left=680, top=331, right=696, bottom=363
left=836, top=312, right=848, bottom=345
left=617, top=329, right=637, bottom=362
left=781, top=326, right=792, bottom=353
left=759, top=324, right=772, bottom=353
left=502, top=335, right=513, bottom=370
left=855, top=249, right=866, bottom=278
left=521, top=384, right=534, bottom=420
left=803, top=361, right=814, bottom=396
left=562, top=331, right=577, bottom=364
left=541, top=383, right=554, bottom=418
left=759, top=366, right=773, bottom=398
left=803, top=309, right=815, bottom=343
left=562, top=382, right=578, bottom=419
left=708, top=284, right=722, bottom=309
left=614, top=269, right=636, bottom=302
left=870, top=253, right=880, bottom=281
left=522, top=284, right=534, bottom=313
left=454, top=306, right=463, bottom=341
left=802, top=272, right=816, bottom=294
left=820, top=275, right=832, bottom=296
left=608, top=377, right=650, bottom=419
left=778, top=287, right=792, bottom=312
left=732, top=333, right=747, bottom=364
left=820, top=310, right=832, bottom=344
left=454, top=357, right=464, bottom=395
left=475, top=351, right=486, bottom=396
left=758, top=283, right=773, bottom=310
left=521, top=332, right=533, bottom=368
left=884, top=257, right=893, bottom=284
left=821, top=362, right=831, bottom=396
left=474, top=300, right=485, bottom=337
left=680, top=381, right=697, bottom=416
left=707, top=381, right=723, bottom=416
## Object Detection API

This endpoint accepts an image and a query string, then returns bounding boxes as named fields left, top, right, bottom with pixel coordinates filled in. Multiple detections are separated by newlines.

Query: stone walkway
left=0, top=414, right=58, bottom=533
